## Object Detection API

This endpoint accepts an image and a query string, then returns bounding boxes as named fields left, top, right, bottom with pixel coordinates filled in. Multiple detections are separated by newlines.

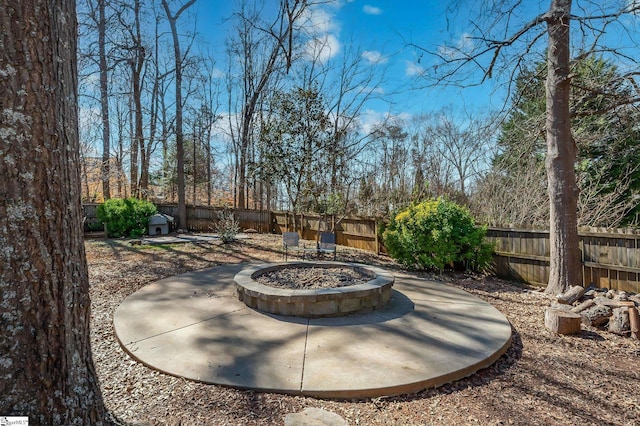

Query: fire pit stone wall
left=234, top=262, right=395, bottom=317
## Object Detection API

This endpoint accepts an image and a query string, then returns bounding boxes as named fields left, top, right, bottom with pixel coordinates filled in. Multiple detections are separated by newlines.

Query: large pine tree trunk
left=0, top=1, right=109, bottom=423
left=544, top=0, right=582, bottom=295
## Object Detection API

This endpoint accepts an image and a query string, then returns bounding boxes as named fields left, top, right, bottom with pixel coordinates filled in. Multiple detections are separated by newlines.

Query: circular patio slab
left=113, top=263, right=512, bottom=399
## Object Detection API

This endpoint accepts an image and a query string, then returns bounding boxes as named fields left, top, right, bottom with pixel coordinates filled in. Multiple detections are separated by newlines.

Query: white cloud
left=305, top=34, right=341, bottom=63
left=361, top=50, right=387, bottom=64
left=405, top=61, right=425, bottom=77
left=363, top=5, right=383, bottom=15
left=301, top=6, right=339, bottom=36
left=356, top=84, right=385, bottom=96
left=438, top=33, right=475, bottom=59
left=358, top=109, right=411, bottom=135
left=300, top=5, right=341, bottom=62
left=211, top=67, right=225, bottom=79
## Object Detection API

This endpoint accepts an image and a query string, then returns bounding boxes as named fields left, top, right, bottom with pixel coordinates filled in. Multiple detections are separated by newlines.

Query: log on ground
left=608, top=307, right=630, bottom=335
left=557, top=285, right=585, bottom=305
left=628, top=306, right=640, bottom=340
left=571, top=299, right=595, bottom=313
left=545, top=308, right=582, bottom=335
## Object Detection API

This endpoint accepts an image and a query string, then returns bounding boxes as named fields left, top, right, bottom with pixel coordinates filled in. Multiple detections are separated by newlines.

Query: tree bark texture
left=544, top=0, right=582, bottom=295
left=0, top=1, right=109, bottom=423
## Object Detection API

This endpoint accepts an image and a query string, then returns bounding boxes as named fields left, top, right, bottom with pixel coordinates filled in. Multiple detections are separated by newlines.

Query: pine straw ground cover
left=88, top=234, right=640, bottom=426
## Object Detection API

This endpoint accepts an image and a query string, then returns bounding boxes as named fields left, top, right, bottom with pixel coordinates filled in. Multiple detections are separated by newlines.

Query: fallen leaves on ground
left=88, top=234, right=640, bottom=425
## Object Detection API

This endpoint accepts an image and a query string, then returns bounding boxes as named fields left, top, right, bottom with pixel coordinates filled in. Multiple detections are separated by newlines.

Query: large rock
left=581, top=305, right=612, bottom=327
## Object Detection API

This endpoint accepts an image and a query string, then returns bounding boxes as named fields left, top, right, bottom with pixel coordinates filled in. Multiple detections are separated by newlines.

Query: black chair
left=283, top=232, right=303, bottom=261
left=318, top=232, right=337, bottom=260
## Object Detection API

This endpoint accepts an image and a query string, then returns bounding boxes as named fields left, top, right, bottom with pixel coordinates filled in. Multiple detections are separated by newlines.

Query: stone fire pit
left=234, top=262, right=394, bottom=317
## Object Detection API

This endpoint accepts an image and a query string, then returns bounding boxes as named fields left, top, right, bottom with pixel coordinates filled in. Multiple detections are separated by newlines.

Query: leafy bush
left=214, top=208, right=240, bottom=244
left=383, top=198, right=493, bottom=272
left=97, top=198, right=157, bottom=238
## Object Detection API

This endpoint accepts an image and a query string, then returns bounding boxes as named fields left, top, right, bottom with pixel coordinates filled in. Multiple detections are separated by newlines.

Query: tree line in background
left=78, top=0, right=640, bottom=234
left=475, top=55, right=640, bottom=229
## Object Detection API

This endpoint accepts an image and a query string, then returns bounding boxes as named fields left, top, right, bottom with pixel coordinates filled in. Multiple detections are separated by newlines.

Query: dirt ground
left=87, top=234, right=640, bottom=425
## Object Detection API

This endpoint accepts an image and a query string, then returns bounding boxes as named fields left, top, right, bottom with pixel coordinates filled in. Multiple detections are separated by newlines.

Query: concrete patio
left=113, top=263, right=512, bottom=399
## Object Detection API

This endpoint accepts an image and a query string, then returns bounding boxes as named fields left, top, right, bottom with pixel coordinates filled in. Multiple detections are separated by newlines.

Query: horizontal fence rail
left=486, top=227, right=640, bottom=293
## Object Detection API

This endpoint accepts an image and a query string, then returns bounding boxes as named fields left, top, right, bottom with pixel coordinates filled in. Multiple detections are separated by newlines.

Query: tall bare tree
left=78, top=0, right=121, bottom=201
left=227, top=0, right=310, bottom=209
left=98, top=0, right=112, bottom=199
left=1, top=0, right=109, bottom=422
left=162, top=0, right=197, bottom=229
left=117, top=0, right=146, bottom=199
left=415, top=0, right=640, bottom=294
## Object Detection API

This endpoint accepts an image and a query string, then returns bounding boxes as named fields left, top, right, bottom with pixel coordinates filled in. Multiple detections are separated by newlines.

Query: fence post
left=375, top=220, right=379, bottom=255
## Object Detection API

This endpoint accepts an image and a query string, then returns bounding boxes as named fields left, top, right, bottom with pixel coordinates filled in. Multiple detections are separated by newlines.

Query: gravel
left=88, top=234, right=640, bottom=425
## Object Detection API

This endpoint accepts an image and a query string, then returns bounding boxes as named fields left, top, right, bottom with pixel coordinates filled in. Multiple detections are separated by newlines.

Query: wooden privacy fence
left=83, top=203, right=640, bottom=292
left=487, top=227, right=640, bottom=293
left=83, top=204, right=381, bottom=253
left=155, top=204, right=272, bottom=233
left=82, top=203, right=272, bottom=234
left=271, top=211, right=382, bottom=254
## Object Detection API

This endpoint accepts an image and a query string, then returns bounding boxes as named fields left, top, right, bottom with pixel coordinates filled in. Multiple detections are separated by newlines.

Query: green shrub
left=383, top=198, right=493, bottom=272
left=97, top=198, right=157, bottom=238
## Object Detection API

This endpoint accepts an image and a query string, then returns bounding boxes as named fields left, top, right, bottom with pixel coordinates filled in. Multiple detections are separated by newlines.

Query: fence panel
left=84, top=203, right=640, bottom=291
left=270, top=211, right=380, bottom=254
left=154, top=205, right=272, bottom=233
left=487, top=227, right=640, bottom=292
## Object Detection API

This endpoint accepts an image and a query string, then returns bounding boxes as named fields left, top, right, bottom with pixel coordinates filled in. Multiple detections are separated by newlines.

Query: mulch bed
left=88, top=234, right=640, bottom=425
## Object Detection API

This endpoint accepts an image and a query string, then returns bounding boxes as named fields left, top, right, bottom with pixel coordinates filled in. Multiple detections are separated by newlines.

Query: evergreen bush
left=383, top=198, right=493, bottom=272
left=97, top=198, right=157, bottom=238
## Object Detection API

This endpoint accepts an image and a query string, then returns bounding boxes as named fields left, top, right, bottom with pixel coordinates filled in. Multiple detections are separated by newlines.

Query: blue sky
left=189, top=0, right=640, bottom=135
left=192, top=0, right=509, bottom=131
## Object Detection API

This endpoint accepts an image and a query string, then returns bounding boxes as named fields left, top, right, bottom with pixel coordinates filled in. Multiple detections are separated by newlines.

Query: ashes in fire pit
left=254, top=266, right=373, bottom=289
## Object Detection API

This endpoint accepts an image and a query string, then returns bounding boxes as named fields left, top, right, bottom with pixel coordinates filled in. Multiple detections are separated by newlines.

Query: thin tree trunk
left=544, top=0, right=582, bottom=295
left=162, top=0, right=195, bottom=230
left=193, top=134, right=197, bottom=206
left=0, top=1, right=109, bottom=422
left=98, top=0, right=111, bottom=200
left=207, top=139, right=212, bottom=206
left=129, top=87, right=138, bottom=198
left=132, top=0, right=146, bottom=199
